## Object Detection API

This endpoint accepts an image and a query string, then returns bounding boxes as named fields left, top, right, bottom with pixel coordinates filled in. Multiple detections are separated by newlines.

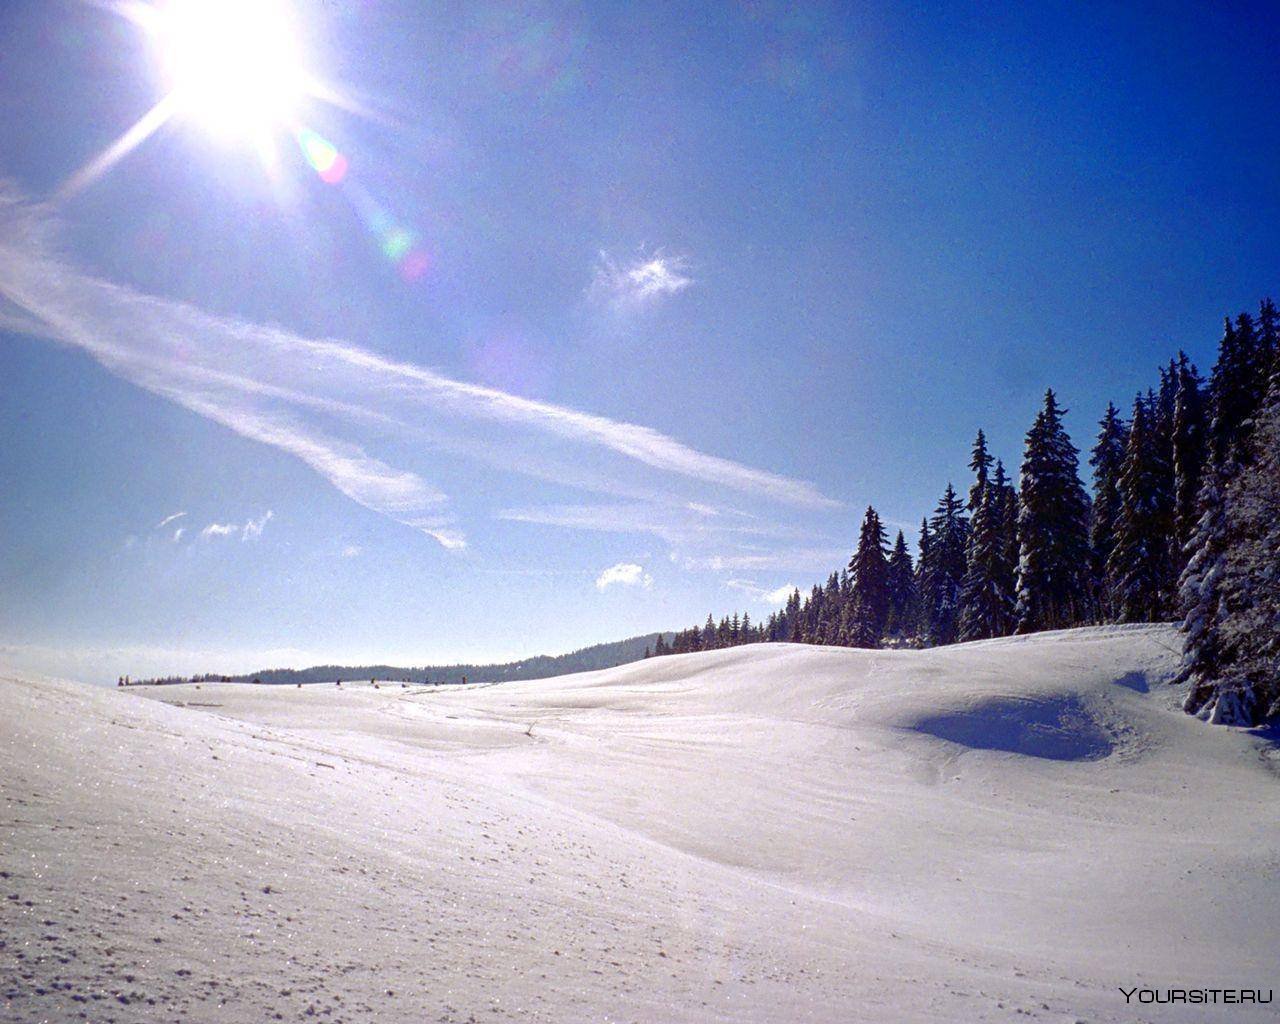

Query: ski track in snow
left=2, top=624, right=1277, bottom=1023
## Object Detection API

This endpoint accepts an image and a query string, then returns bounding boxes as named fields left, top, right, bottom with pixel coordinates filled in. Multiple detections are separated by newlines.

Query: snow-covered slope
left=3, top=625, right=1277, bottom=1023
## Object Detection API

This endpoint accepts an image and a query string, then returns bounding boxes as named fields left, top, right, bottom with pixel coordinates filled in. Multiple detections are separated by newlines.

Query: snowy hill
left=3, top=625, right=1278, bottom=1023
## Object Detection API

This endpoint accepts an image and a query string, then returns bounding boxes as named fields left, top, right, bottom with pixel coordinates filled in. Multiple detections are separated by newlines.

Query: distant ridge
left=137, top=632, right=674, bottom=686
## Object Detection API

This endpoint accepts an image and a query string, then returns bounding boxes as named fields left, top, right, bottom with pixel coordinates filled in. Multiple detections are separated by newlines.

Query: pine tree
left=1258, top=297, right=1278, bottom=381
left=958, top=468, right=1016, bottom=641
left=1014, top=389, right=1094, bottom=633
left=784, top=589, right=803, bottom=642
left=999, top=462, right=1020, bottom=594
left=1180, top=347, right=1280, bottom=724
left=919, top=484, right=969, bottom=645
left=846, top=506, right=890, bottom=648
left=817, top=572, right=842, bottom=644
left=1171, top=355, right=1207, bottom=558
left=915, top=517, right=932, bottom=639
left=1088, top=402, right=1129, bottom=617
left=654, top=634, right=668, bottom=656
left=1180, top=307, right=1277, bottom=720
left=884, top=530, right=919, bottom=640
left=1107, top=396, right=1176, bottom=622
left=967, top=429, right=993, bottom=513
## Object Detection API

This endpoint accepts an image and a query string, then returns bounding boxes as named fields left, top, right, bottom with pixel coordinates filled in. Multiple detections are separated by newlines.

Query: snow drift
left=2, top=624, right=1277, bottom=1023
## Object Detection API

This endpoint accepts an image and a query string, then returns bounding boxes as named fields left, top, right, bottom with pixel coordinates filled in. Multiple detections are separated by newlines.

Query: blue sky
left=1, top=0, right=1277, bottom=682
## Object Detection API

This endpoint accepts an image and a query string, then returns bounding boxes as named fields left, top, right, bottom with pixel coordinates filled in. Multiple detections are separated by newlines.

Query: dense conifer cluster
left=659, top=299, right=1280, bottom=727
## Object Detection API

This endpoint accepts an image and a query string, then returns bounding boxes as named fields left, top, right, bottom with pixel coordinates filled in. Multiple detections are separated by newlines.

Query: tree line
left=653, top=298, right=1279, bottom=727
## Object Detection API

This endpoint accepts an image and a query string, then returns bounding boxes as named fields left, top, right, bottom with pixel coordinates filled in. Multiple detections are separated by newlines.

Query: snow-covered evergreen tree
left=1014, top=389, right=1094, bottom=633
left=1107, top=396, right=1176, bottom=622
left=885, top=530, right=919, bottom=640
left=846, top=506, right=890, bottom=648
left=1180, top=303, right=1280, bottom=724
left=1171, top=355, right=1207, bottom=559
left=967, top=429, right=993, bottom=513
left=958, top=471, right=1016, bottom=641
left=1088, top=401, right=1129, bottom=617
left=1178, top=313, right=1266, bottom=701
left=920, top=484, right=968, bottom=645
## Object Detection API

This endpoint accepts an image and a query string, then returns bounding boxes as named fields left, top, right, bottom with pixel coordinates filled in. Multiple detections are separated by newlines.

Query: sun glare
left=151, top=0, right=308, bottom=139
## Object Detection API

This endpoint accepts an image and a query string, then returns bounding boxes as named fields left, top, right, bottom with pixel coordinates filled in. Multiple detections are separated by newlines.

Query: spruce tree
left=967, top=429, right=993, bottom=513
left=1179, top=308, right=1275, bottom=718
left=919, top=484, right=969, bottom=645
left=1196, top=348, right=1280, bottom=722
left=885, top=530, right=919, bottom=641
left=1171, top=355, right=1207, bottom=557
left=847, top=506, right=890, bottom=647
left=992, top=461, right=1020, bottom=604
left=819, top=572, right=843, bottom=644
left=915, top=517, right=932, bottom=640
left=957, top=476, right=1013, bottom=634
left=999, top=461, right=1020, bottom=592
left=1014, top=389, right=1094, bottom=633
left=1107, top=396, right=1176, bottom=622
left=784, top=589, right=803, bottom=642
left=958, top=465, right=1017, bottom=641
left=1088, top=402, right=1129, bottom=617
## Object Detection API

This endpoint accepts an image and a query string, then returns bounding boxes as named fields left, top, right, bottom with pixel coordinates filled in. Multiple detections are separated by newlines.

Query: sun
left=149, top=0, right=310, bottom=140
left=56, top=0, right=357, bottom=200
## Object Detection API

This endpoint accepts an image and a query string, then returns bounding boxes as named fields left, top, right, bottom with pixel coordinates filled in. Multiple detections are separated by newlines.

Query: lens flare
left=346, top=185, right=435, bottom=283
left=297, top=129, right=348, bottom=184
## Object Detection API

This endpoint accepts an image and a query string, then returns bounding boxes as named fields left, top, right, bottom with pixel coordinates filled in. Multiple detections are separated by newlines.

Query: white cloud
left=595, top=562, right=653, bottom=591
left=156, top=511, right=187, bottom=529
left=590, top=249, right=693, bottom=308
left=241, top=510, right=273, bottom=541
left=198, top=510, right=274, bottom=541
left=727, top=579, right=800, bottom=605
left=683, top=547, right=849, bottom=573
left=172, top=527, right=185, bottom=542
left=340, top=544, right=362, bottom=558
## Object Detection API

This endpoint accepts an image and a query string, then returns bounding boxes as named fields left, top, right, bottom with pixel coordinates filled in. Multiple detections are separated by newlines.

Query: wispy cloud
left=590, top=249, right=693, bottom=308
left=198, top=510, right=275, bottom=542
left=241, top=510, right=273, bottom=541
left=595, top=562, right=653, bottom=591
left=0, top=189, right=834, bottom=557
left=499, top=503, right=844, bottom=574
left=156, top=510, right=187, bottom=529
left=726, top=579, right=799, bottom=606
left=340, top=544, right=362, bottom=558
left=681, top=547, right=849, bottom=573
left=172, top=527, right=185, bottom=542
